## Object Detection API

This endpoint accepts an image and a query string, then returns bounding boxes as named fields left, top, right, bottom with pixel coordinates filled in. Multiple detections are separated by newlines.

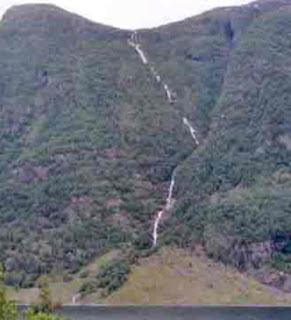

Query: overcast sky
left=0, top=0, right=253, bottom=29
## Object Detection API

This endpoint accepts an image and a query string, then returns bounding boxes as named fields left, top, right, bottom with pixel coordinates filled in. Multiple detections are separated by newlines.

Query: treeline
left=0, top=264, right=65, bottom=320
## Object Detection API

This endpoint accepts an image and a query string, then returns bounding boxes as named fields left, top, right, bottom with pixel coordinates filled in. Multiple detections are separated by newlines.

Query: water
left=152, top=171, right=176, bottom=246
left=183, top=117, right=199, bottom=146
left=165, top=172, right=176, bottom=211
left=153, top=210, right=163, bottom=246
left=163, top=83, right=174, bottom=104
left=128, top=32, right=200, bottom=148
left=128, top=37, right=148, bottom=64
left=52, top=305, right=291, bottom=320
left=127, top=32, right=199, bottom=246
left=128, top=32, right=174, bottom=104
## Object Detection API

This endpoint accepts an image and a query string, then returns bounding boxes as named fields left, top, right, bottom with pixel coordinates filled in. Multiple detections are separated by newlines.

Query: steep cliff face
left=0, top=0, right=291, bottom=287
left=165, top=2, right=291, bottom=255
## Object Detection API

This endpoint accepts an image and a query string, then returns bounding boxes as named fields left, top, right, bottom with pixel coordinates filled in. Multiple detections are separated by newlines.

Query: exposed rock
left=224, top=240, right=273, bottom=271
left=4, top=257, right=18, bottom=272
left=223, top=20, right=235, bottom=46
left=255, top=268, right=285, bottom=288
left=18, top=165, right=36, bottom=183
left=279, top=134, right=291, bottom=151
left=35, top=69, right=50, bottom=89
left=185, top=53, right=204, bottom=62
left=34, top=166, right=50, bottom=180
left=282, top=275, right=291, bottom=292
left=71, top=196, right=92, bottom=206
left=106, top=198, right=122, bottom=209
left=105, top=148, right=121, bottom=161
left=13, top=163, right=50, bottom=183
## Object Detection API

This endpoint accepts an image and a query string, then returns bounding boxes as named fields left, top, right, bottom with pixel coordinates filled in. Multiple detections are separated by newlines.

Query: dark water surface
left=50, top=305, right=291, bottom=320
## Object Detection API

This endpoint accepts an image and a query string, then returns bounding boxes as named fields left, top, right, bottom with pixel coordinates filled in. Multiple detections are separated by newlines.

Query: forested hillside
left=0, top=0, right=291, bottom=292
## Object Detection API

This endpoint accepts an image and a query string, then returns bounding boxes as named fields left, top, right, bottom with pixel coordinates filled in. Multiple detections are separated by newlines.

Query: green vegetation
left=105, top=247, right=291, bottom=305
left=1, top=0, right=291, bottom=293
left=162, top=3, right=291, bottom=270
left=23, top=310, right=64, bottom=320
left=80, top=258, right=131, bottom=298
left=0, top=264, right=64, bottom=320
left=22, top=279, right=66, bottom=320
left=0, top=265, right=17, bottom=320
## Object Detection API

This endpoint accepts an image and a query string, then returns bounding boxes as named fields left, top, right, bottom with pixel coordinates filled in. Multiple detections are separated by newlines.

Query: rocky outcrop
left=230, top=241, right=273, bottom=270
left=12, top=163, right=50, bottom=183
left=254, top=268, right=291, bottom=293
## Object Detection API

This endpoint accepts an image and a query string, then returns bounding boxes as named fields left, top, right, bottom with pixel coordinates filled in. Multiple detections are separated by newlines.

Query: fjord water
left=54, top=305, right=291, bottom=320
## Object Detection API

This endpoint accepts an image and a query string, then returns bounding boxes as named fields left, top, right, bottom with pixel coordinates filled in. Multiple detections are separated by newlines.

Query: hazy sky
left=0, top=0, right=253, bottom=29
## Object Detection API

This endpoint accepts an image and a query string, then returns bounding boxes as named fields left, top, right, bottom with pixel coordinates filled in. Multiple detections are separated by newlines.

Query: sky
left=0, top=0, right=253, bottom=29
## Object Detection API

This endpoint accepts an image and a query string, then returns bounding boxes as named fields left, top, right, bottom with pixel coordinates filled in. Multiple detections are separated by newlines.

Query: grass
left=1, top=1, right=291, bottom=286
left=8, top=250, right=119, bottom=305
left=105, top=247, right=291, bottom=305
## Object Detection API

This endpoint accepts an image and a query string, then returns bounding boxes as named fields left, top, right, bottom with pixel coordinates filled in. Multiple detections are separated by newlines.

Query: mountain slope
left=0, top=4, right=194, bottom=287
left=0, top=0, right=291, bottom=292
left=164, top=2, right=291, bottom=265
left=106, top=247, right=291, bottom=305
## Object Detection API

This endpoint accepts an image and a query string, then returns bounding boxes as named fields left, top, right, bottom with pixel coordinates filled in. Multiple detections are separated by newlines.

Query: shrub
left=0, top=264, right=17, bottom=320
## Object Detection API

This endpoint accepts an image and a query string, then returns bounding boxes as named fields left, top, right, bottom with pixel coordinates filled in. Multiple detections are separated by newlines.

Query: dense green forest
left=0, top=0, right=291, bottom=290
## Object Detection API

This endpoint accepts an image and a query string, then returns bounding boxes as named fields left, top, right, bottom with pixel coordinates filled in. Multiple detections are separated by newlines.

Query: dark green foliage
left=23, top=310, right=66, bottom=320
left=97, top=259, right=131, bottom=295
left=270, top=253, right=291, bottom=274
left=23, top=275, right=65, bottom=320
left=0, top=264, right=17, bottom=320
left=133, top=233, right=152, bottom=251
left=1, top=0, right=291, bottom=285
left=32, top=277, right=54, bottom=314
left=79, top=259, right=131, bottom=297
left=0, top=4, right=172, bottom=285
left=0, top=265, right=64, bottom=320
left=158, top=2, right=291, bottom=271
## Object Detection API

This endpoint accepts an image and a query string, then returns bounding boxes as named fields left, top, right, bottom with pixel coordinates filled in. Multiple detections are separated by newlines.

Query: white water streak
left=135, top=44, right=148, bottom=64
left=163, top=83, right=174, bottom=103
left=183, top=117, right=200, bottom=146
left=127, top=31, right=200, bottom=246
left=153, top=172, right=176, bottom=246
left=153, top=210, right=163, bottom=247
left=128, top=38, right=148, bottom=64
left=150, top=66, right=161, bottom=83
left=166, top=171, right=176, bottom=210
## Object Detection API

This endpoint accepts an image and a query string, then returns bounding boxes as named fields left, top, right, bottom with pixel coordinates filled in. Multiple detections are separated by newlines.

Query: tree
left=0, top=263, right=17, bottom=320
left=0, top=263, right=65, bottom=320
left=24, top=277, right=65, bottom=320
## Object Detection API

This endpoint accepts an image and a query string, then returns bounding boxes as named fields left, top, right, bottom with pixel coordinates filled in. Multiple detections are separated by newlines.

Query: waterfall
left=153, top=210, right=164, bottom=247
left=150, top=66, right=161, bottom=83
left=183, top=117, right=200, bottom=146
left=135, top=44, right=148, bottom=64
left=163, top=83, right=174, bottom=104
left=166, top=171, right=176, bottom=210
left=153, top=171, right=176, bottom=246
left=127, top=31, right=200, bottom=247
left=128, top=32, right=148, bottom=65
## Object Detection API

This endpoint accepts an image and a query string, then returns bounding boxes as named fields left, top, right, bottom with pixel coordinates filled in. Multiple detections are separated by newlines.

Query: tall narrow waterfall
left=128, top=32, right=148, bottom=64
left=153, top=171, right=176, bottom=246
left=183, top=117, right=200, bottom=145
left=128, top=31, right=200, bottom=246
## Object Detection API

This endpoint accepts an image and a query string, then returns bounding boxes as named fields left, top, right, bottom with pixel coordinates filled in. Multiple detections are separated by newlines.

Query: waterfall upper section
left=127, top=31, right=200, bottom=246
